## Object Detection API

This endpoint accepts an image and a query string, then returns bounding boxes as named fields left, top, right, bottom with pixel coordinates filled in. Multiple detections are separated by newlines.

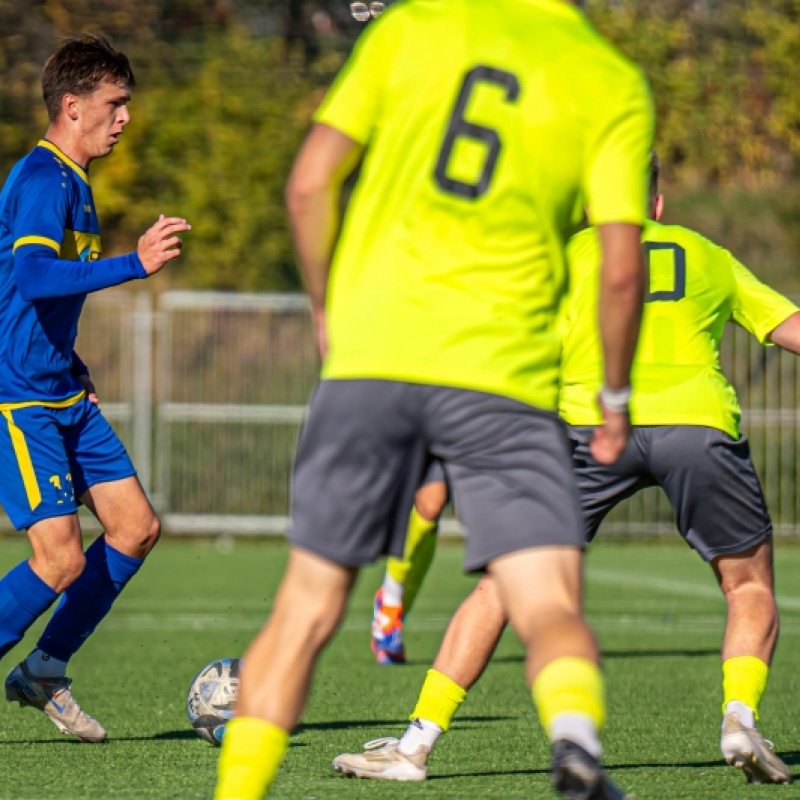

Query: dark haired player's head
left=649, top=150, right=664, bottom=221
left=42, top=34, right=135, bottom=122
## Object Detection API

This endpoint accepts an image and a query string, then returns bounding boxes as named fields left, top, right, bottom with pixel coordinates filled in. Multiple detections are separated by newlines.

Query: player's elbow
left=285, top=168, right=329, bottom=217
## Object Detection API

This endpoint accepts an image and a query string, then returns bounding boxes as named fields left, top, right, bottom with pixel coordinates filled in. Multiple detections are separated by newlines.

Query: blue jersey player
left=0, top=34, right=190, bottom=742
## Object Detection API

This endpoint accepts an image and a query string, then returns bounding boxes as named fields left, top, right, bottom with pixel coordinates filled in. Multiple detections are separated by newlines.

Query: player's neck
left=43, top=124, right=91, bottom=170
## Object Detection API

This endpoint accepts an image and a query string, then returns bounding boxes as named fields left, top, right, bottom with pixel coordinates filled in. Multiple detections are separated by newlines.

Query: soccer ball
left=186, top=658, right=241, bottom=745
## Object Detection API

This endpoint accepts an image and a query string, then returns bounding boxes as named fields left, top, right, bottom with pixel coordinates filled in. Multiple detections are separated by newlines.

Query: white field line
left=101, top=569, right=800, bottom=632
left=587, top=567, right=800, bottom=611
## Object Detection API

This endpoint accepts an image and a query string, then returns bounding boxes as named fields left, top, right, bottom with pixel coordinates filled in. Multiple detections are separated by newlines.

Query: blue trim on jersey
left=0, top=141, right=146, bottom=403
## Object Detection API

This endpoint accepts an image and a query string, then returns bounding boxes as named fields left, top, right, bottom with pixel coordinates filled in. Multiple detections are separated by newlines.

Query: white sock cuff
left=550, top=713, right=602, bottom=760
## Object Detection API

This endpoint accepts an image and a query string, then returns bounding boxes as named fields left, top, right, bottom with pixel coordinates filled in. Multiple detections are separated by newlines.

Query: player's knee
left=474, top=575, right=505, bottom=616
left=414, top=482, right=447, bottom=521
left=144, top=512, right=162, bottom=550
left=39, top=549, right=86, bottom=594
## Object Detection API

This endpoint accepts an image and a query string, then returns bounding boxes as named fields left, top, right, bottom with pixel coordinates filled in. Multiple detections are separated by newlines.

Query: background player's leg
left=398, top=481, right=445, bottom=614
left=334, top=573, right=506, bottom=781
left=713, top=536, right=777, bottom=671
left=373, top=480, right=445, bottom=665
left=713, top=537, right=789, bottom=783
left=216, top=547, right=357, bottom=800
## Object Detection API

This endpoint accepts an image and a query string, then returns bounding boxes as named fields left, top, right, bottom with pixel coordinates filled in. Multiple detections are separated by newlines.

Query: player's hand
left=138, top=214, right=191, bottom=275
left=77, top=373, right=99, bottom=406
left=590, top=403, right=631, bottom=464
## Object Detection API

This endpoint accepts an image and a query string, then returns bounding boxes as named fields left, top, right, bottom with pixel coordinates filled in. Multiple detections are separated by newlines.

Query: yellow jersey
left=315, top=0, right=653, bottom=410
left=560, top=221, right=799, bottom=437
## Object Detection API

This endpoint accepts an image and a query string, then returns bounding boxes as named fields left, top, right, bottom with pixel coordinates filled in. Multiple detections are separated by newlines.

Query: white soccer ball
left=186, top=658, right=241, bottom=745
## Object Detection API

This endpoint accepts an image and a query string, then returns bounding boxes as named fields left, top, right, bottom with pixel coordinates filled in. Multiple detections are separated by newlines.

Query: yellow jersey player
left=333, top=153, right=795, bottom=786
left=214, top=2, right=653, bottom=799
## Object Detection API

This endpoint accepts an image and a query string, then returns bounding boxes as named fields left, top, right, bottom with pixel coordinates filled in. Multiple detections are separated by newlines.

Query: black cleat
left=551, top=740, right=627, bottom=800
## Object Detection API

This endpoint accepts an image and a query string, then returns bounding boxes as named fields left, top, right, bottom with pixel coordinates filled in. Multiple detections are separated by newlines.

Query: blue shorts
left=0, top=396, right=135, bottom=530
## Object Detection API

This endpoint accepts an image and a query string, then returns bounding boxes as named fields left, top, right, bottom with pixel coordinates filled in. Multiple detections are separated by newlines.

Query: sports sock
left=214, top=717, right=289, bottom=800
left=722, top=655, right=769, bottom=722
left=386, top=509, right=438, bottom=614
left=533, top=657, right=604, bottom=759
left=398, top=717, right=442, bottom=756
left=381, top=574, right=404, bottom=608
left=25, top=649, right=68, bottom=679
left=35, top=536, right=143, bottom=662
left=400, top=514, right=438, bottom=614
left=0, top=561, right=58, bottom=660
left=409, top=668, right=467, bottom=732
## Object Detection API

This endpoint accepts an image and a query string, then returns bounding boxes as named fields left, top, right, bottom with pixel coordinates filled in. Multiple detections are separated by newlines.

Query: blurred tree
left=3, top=1, right=800, bottom=290
left=91, top=28, right=336, bottom=291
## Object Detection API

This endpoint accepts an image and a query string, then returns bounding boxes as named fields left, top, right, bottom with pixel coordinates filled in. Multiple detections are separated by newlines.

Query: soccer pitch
left=1, top=538, right=800, bottom=800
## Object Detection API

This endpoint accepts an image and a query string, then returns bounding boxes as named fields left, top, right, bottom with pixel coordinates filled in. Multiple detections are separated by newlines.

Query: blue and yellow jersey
left=560, top=221, right=799, bottom=438
left=0, top=140, right=145, bottom=404
left=314, top=0, right=653, bottom=410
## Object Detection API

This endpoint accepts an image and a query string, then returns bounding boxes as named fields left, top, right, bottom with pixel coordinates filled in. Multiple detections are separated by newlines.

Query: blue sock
left=36, top=536, right=143, bottom=662
left=0, top=561, right=58, bottom=660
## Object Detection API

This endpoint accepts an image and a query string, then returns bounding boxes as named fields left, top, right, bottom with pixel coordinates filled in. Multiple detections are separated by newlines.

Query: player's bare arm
left=286, top=123, right=363, bottom=358
left=768, top=311, right=800, bottom=354
left=137, top=214, right=192, bottom=275
left=591, top=222, right=646, bottom=465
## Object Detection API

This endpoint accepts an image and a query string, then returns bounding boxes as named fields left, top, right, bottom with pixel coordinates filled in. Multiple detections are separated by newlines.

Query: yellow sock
left=387, top=509, right=438, bottom=613
left=532, top=657, right=605, bottom=732
left=410, top=668, right=467, bottom=732
left=214, top=717, right=289, bottom=800
left=722, top=656, right=769, bottom=720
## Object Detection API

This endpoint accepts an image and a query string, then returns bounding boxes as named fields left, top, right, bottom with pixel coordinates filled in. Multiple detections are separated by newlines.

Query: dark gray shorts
left=568, top=425, right=772, bottom=561
left=290, top=380, right=584, bottom=571
left=420, top=458, right=446, bottom=488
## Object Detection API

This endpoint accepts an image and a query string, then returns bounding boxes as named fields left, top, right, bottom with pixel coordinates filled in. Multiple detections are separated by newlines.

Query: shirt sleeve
left=11, top=168, right=146, bottom=300
left=584, top=67, right=654, bottom=227
left=313, top=15, right=396, bottom=145
left=730, top=254, right=799, bottom=344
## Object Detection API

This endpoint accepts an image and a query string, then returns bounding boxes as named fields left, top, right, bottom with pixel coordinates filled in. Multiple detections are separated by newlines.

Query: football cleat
left=5, top=661, right=107, bottom=742
left=333, top=737, right=429, bottom=781
left=551, top=739, right=628, bottom=800
left=720, top=711, right=792, bottom=784
left=371, top=588, right=406, bottom=665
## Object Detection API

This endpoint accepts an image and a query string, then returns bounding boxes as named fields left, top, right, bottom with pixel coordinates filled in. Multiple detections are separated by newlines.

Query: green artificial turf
left=1, top=538, right=799, bottom=799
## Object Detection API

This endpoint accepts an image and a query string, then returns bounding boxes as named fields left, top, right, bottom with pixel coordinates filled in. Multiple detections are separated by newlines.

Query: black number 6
left=433, top=66, right=521, bottom=200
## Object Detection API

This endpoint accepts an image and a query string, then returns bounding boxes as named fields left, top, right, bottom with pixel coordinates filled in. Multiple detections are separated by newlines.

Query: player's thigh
left=490, top=546, right=584, bottom=618
left=64, top=401, right=136, bottom=500
left=651, top=426, right=772, bottom=561
left=0, top=405, right=79, bottom=530
left=568, top=426, right=654, bottom=540
left=290, top=379, right=429, bottom=567
left=425, top=389, right=584, bottom=571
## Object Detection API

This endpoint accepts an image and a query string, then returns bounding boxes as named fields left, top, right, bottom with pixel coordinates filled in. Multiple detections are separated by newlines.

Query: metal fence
left=3, top=289, right=800, bottom=538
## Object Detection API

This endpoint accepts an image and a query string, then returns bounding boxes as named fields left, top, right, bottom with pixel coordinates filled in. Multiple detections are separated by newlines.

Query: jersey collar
left=37, top=139, right=90, bottom=185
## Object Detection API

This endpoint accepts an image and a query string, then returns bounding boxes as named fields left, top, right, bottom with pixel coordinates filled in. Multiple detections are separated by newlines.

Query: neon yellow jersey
left=314, top=0, right=653, bottom=410
left=560, top=221, right=799, bottom=437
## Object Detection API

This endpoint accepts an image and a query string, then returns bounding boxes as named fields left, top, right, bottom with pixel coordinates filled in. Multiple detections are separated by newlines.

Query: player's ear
left=62, top=93, right=80, bottom=122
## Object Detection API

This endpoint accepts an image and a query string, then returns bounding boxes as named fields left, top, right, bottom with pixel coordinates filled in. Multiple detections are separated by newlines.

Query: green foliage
left=92, top=29, right=340, bottom=291
left=5, top=2, right=800, bottom=288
